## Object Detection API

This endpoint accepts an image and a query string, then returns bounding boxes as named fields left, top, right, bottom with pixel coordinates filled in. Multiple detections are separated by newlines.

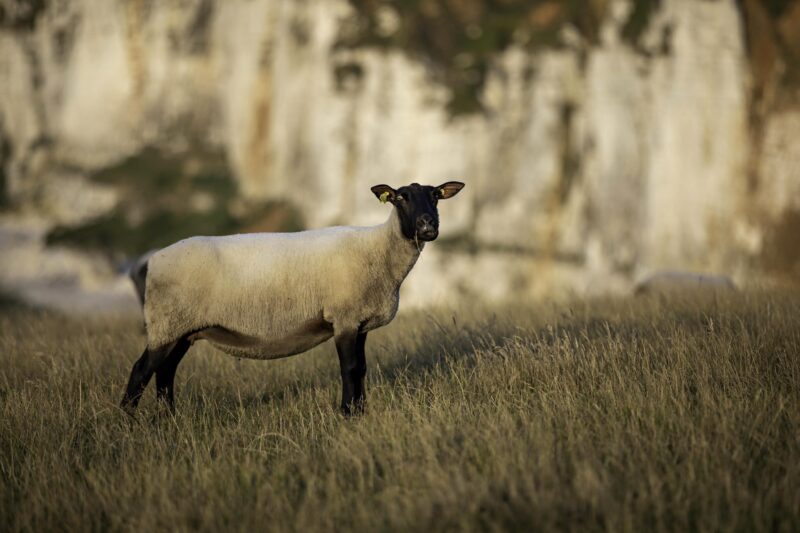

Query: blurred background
left=0, top=0, right=798, bottom=312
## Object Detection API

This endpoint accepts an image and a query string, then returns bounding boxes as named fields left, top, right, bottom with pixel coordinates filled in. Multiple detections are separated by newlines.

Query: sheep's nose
left=416, top=214, right=438, bottom=241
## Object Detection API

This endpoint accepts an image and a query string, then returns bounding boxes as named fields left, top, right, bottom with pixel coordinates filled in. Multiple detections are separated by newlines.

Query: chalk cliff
left=1, top=0, right=798, bottom=310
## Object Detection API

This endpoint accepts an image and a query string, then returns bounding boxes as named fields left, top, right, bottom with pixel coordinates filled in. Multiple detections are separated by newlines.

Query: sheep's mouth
left=416, top=231, right=438, bottom=242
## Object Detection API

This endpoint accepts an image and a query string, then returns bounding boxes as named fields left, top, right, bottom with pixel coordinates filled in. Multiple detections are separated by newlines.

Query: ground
left=0, top=292, right=798, bottom=531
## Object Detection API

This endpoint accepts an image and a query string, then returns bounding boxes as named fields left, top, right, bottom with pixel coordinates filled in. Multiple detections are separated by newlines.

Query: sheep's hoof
left=340, top=402, right=365, bottom=417
left=120, top=399, right=137, bottom=418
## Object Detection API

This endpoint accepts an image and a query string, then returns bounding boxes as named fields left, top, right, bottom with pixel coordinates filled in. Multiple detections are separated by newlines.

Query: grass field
left=1, top=292, right=798, bottom=531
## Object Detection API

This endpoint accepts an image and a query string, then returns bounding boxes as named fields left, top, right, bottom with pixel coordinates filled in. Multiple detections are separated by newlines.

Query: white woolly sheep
left=121, top=181, right=465, bottom=415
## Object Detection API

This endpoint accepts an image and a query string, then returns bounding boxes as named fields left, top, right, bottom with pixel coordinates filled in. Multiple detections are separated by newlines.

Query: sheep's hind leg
left=155, top=337, right=191, bottom=412
left=120, top=342, right=174, bottom=415
left=335, top=329, right=368, bottom=416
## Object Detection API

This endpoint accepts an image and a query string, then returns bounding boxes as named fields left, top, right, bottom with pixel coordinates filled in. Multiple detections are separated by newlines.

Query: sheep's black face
left=393, top=183, right=439, bottom=241
left=370, top=181, right=465, bottom=242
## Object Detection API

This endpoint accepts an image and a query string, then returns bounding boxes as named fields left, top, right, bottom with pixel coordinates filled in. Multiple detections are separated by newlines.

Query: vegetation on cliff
left=339, top=0, right=624, bottom=114
left=45, top=148, right=304, bottom=258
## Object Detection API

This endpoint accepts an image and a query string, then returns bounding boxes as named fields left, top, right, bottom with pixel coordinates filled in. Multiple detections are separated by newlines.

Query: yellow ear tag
left=379, top=191, right=391, bottom=203
left=439, top=188, right=446, bottom=197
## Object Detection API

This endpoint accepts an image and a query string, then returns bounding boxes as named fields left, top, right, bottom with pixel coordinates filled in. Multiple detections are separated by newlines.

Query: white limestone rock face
left=476, top=49, right=584, bottom=254
left=0, top=0, right=798, bottom=311
left=0, top=32, right=43, bottom=201
left=573, top=0, right=752, bottom=282
left=0, top=215, right=139, bottom=314
left=758, top=111, right=800, bottom=215
left=640, top=0, right=750, bottom=274
left=38, top=171, right=118, bottom=225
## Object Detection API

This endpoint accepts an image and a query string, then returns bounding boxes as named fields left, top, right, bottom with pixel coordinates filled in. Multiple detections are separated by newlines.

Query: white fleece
left=143, top=209, right=421, bottom=358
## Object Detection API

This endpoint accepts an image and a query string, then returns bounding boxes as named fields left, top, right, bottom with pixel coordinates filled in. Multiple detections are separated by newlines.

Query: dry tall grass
left=1, top=292, right=798, bottom=531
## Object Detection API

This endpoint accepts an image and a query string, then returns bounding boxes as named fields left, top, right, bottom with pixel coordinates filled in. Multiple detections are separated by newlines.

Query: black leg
left=120, top=342, right=173, bottom=415
left=335, top=329, right=367, bottom=416
left=155, top=337, right=191, bottom=412
left=353, top=332, right=367, bottom=412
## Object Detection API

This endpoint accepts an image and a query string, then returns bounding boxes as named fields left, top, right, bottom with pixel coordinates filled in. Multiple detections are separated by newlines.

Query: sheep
left=634, top=271, right=737, bottom=296
left=120, top=181, right=465, bottom=415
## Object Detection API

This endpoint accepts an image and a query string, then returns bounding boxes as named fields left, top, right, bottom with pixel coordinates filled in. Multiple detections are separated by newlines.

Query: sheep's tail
left=129, top=251, right=153, bottom=309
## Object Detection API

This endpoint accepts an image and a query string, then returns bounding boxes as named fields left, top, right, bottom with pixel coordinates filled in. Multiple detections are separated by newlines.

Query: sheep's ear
left=371, top=184, right=396, bottom=204
left=436, top=181, right=465, bottom=200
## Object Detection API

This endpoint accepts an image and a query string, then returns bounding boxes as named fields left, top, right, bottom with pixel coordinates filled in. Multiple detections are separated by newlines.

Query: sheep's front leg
left=353, top=332, right=367, bottom=410
left=335, top=329, right=368, bottom=416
